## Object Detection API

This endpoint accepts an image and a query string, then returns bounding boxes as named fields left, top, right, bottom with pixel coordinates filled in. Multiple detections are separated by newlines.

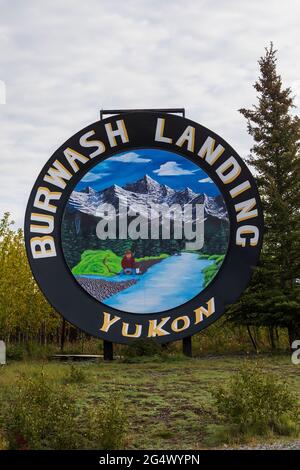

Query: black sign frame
left=24, top=112, right=263, bottom=344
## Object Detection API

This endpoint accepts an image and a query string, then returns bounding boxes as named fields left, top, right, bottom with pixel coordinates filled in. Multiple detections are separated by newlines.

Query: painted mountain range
left=66, top=174, right=228, bottom=221
left=62, top=175, right=229, bottom=268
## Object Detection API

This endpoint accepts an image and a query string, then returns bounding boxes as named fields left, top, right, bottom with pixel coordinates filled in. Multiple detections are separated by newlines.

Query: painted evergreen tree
left=229, top=44, right=300, bottom=347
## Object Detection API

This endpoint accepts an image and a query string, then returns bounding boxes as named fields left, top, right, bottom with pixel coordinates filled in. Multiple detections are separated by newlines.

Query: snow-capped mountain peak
left=82, top=186, right=97, bottom=194
left=204, top=194, right=228, bottom=220
left=124, top=174, right=163, bottom=194
left=66, top=174, right=228, bottom=220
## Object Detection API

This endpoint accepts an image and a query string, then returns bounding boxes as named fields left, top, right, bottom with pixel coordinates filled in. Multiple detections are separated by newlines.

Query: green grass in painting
left=198, top=253, right=211, bottom=259
left=201, top=254, right=225, bottom=286
left=72, top=249, right=122, bottom=277
left=72, top=249, right=169, bottom=277
left=135, top=254, right=169, bottom=262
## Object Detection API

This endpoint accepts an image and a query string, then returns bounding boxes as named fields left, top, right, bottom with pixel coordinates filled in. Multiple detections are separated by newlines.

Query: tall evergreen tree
left=228, top=44, right=300, bottom=346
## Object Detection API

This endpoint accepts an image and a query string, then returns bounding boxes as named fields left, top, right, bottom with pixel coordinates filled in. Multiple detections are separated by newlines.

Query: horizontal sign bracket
left=100, top=108, right=185, bottom=120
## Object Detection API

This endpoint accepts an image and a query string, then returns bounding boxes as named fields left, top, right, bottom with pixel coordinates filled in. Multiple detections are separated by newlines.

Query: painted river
left=98, top=252, right=214, bottom=314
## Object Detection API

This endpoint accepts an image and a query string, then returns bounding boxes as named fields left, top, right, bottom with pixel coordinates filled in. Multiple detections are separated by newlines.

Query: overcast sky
left=1, top=0, right=299, bottom=228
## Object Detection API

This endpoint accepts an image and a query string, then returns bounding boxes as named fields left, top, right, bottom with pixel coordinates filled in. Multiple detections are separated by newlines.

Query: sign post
left=24, top=109, right=263, bottom=355
left=182, top=336, right=192, bottom=358
left=103, top=340, right=114, bottom=361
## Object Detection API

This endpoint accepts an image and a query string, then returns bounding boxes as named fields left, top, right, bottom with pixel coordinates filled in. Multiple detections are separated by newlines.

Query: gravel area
left=228, top=440, right=300, bottom=450
left=77, top=277, right=137, bottom=302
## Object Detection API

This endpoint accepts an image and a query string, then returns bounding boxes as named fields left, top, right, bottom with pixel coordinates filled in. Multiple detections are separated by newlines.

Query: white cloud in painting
left=109, top=152, right=151, bottom=163
left=198, top=177, right=213, bottom=183
left=81, top=172, right=108, bottom=183
left=153, top=161, right=198, bottom=176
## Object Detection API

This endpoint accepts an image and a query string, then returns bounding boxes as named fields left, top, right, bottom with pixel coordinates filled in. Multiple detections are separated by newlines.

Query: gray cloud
left=0, top=0, right=299, bottom=227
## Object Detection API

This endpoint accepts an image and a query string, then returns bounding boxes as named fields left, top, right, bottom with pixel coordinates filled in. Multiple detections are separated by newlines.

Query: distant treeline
left=61, top=212, right=229, bottom=269
left=0, top=211, right=295, bottom=354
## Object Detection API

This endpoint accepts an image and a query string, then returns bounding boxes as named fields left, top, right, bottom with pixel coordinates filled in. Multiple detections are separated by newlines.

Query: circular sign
left=24, top=112, right=263, bottom=344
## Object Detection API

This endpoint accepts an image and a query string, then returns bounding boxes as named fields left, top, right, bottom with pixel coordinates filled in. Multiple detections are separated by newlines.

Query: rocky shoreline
left=77, top=277, right=137, bottom=302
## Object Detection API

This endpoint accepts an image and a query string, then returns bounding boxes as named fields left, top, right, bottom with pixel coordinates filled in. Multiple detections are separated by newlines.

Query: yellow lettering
left=30, top=236, right=56, bottom=259
left=198, top=137, right=224, bottom=165
left=122, top=322, right=142, bottom=338
left=43, top=160, right=72, bottom=189
left=171, top=315, right=190, bottom=332
left=148, top=317, right=170, bottom=337
left=63, top=148, right=89, bottom=172
left=194, top=298, right=215, bottom=324
left=100, top=312, right=121, bottom=333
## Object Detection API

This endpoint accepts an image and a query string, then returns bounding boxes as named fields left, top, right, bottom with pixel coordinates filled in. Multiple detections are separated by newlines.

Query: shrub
left=6, top=344, right=25, bottom=361
left=0, top=431, right=8, bottom=450
left=26, top=341, right=50, bottom=359
left=6, top=342, right=52, bottom=361
left=2, top=371, right=128, bottom=450
left=3, top=372, right=80, bottom=449
left=123, top=338, right=163, bottom=359
left=72, top=249, right=121, bottom=277
left=85, top=392, right=128, bottom=449
left=64, top=364, right=87, bottom=384
left=212, top=362, right=299, bottom=437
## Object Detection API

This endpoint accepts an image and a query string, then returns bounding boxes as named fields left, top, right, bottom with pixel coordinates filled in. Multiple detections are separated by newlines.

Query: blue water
left=102, top=252, right=213, bottom=314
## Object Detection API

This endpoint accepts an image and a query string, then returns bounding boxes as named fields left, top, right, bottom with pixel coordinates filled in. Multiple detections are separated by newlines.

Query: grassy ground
left=0, top=354, right=299, bottom=449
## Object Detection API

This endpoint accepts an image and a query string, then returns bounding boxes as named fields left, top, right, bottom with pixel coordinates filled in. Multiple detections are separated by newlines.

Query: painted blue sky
left=75, top=149, right=220, bottom=196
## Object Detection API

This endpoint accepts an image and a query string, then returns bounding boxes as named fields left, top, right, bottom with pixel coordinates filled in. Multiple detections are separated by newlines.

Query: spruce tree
left=229, top=44, right=300, bottom=346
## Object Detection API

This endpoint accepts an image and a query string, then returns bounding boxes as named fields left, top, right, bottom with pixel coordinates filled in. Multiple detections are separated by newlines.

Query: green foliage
left=64, top=365, right=87, bottom=384
left=121, top=339, right=187, bottom=364
left=135, top=253, right=169, bottom=261
left=123, top=338, right=163, bottom=360
left=6, top=342, right=56, bottom=361
left=208, top=254, right=225, bottom=263
left=235, top=44, right=300, bottom=344
left=198, top=253, right=210, bottom=259
left=84, top=393, right=128, bottom=450
left=0, top=213, right=60, bottom=342
left=6, top=343, right=25, bottom=360
left=0, top=431, right=8, bottom=450
left=0, top=356, right=298, bottom=450
left=203, top=218, right=229, bottom=254
left=62, top=212, right=186, bottom=266
left=1, top=371, right=128, bottom=450
left=3, top=372, right=80, bottom=449
left=202, top=255, right=225, bottom=286
left=203, top=264, right=218, bottom=286
left=72, top=249, right=122, bottom=277
left=212, top=362, right=299, bottom=437
left=25, top=341, right=51, bottom=359
left=72, top=249, right=169, bottom=277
